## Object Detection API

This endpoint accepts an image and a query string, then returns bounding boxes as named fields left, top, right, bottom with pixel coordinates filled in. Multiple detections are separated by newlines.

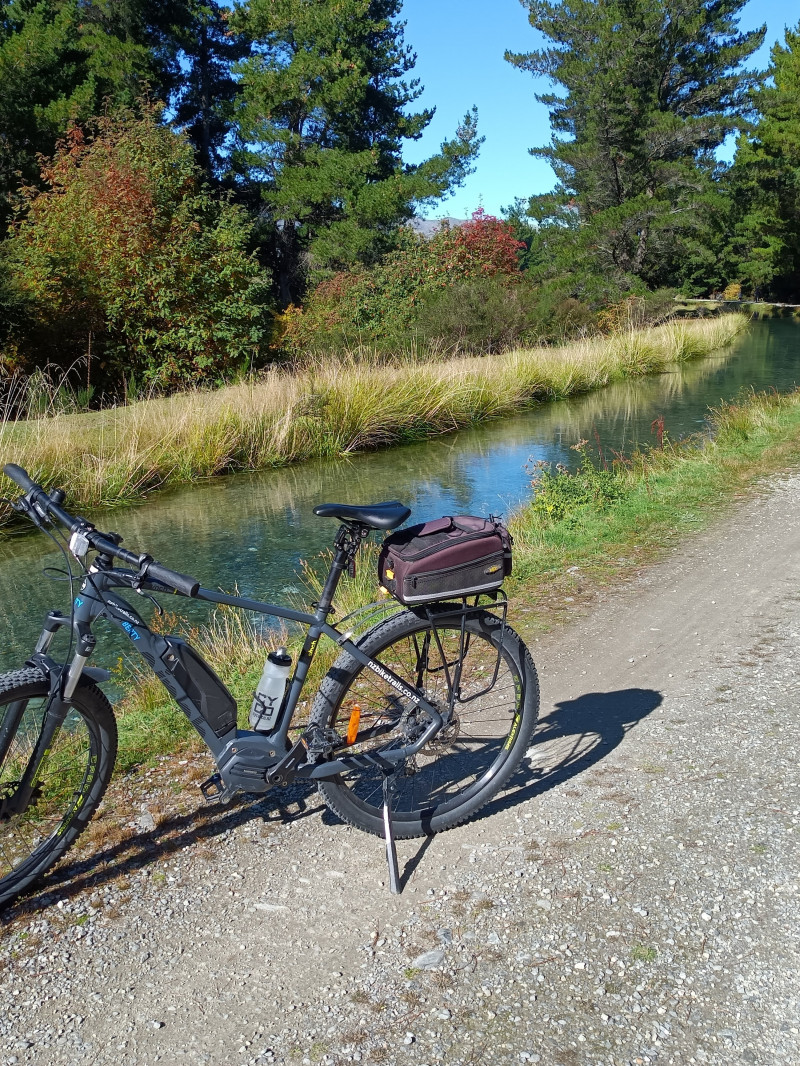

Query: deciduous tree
left=0, top=0, right=191, bottom=228
left=4, top=106, right=267, bottom=388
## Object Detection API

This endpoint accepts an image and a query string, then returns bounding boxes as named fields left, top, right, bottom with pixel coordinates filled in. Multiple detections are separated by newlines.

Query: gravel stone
left=411, top=949, right=446, bottom=970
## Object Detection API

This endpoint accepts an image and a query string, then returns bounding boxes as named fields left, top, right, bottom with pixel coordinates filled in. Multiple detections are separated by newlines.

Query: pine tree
left=232, top=0, right=481, bottom=305
left=173, top=2, right=248, bottom=178
left=506, top=0, right=765, bottom=291
left=74, top=0, right=189, bottom=105
left=725, top=22, right=800, bottom=299
left=1, top=1, right=85, bottom=226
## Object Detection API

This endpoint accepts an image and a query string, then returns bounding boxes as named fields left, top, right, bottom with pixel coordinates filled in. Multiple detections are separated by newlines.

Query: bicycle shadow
left=478, top=686, right=663, bottom=821
left=3, top=687, right=661, bottom=920
left=2, top=777, right=325, bottom=924
left=321, top=686, right=663, bottom=887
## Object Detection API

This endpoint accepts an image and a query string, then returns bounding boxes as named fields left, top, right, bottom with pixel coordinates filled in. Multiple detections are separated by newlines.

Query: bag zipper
left=388, top=528, right=501, bottom=562
left=408, top=551, right=507, bottom=585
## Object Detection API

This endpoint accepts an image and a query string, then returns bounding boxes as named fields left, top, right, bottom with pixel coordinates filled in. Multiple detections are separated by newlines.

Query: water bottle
left=249, top=647, right=292, bottom=731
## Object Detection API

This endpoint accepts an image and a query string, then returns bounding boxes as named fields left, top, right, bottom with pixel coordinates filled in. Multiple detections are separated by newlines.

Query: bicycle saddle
left=313, top=500, right=411, bottom=530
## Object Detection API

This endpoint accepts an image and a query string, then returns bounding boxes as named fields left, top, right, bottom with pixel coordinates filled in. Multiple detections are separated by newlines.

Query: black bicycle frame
left=26, top=538, right=446, bottom=797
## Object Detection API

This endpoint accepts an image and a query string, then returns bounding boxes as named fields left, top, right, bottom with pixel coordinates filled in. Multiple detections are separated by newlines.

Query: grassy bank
left=508, top=387, right=800, bottom=591
left=111, top=383, right=800, bottom=774
left=0, top=315, right=746, bottom=526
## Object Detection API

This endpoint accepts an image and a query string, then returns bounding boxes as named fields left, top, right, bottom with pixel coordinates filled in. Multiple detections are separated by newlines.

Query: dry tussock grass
left=0, top=315, right=747, bottom=524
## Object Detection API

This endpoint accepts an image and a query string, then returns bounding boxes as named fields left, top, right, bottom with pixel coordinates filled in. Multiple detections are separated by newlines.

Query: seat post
left=314, top=523, right=354, bottom=619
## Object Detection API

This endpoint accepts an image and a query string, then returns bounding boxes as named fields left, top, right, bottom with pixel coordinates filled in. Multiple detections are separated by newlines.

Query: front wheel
left=310, top=606, right=539, bottom=838
left=0, top=669, right=117, bottom=909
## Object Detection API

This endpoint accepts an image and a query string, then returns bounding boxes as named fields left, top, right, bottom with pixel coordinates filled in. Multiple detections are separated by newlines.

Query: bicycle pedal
left=199, top=773, right=236, bottom=805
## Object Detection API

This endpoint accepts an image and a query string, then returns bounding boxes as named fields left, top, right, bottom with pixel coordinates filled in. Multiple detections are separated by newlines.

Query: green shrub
left=281, top=211, right=526, bottom=356
left=4, top=105, right=270, bottom=391
left=597, top=289, right=679, bottom=333
left=640, top=288, right=680, bottom=326
left=522, top=288, right=598, bottom=340
left=528, top=443, right=627, bottom=527
left=412, top=277, right=600, bottom=352
left=413, top=277, right=532, bottom=353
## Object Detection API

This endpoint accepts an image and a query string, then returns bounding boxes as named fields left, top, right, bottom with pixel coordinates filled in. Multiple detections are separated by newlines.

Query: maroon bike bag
left=378, top=515, right=512, bottom=606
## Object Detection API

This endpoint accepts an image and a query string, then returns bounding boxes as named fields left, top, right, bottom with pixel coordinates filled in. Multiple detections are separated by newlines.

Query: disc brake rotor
left=423, top=713, right=461, bottom=754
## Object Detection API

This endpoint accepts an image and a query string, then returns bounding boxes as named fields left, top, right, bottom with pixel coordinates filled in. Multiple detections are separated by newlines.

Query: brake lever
left=130, top=553, right=153, bottom=591
left=10, top=494, right=47, bottom=530
left=135, top=588, right=164, bottom=615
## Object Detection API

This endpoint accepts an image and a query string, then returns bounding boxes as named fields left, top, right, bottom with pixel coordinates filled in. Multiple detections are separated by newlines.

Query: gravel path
left=2, top=474, right=799, bottom=1066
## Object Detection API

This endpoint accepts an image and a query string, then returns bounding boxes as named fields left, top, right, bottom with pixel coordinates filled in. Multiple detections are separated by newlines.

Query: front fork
left=0, top=611, right=95, bottom=820
left=34, top=609, right=96, bottom=700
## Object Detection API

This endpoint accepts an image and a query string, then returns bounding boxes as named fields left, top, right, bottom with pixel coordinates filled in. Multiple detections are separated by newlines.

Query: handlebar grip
left=3, top=464, right=37, bottom=493
left=144, top=561, right=200, bottom=598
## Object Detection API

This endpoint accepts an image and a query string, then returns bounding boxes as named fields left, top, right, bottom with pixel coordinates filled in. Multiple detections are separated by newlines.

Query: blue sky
left=401, top=0, right=796, bottom=219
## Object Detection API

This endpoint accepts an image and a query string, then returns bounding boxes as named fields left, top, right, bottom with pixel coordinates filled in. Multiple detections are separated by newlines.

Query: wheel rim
left=0, top=694, right=96, bottom=885
left=329, top=623, right=523, bottom=824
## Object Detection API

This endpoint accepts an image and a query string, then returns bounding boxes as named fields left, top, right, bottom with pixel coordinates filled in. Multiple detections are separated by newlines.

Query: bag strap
left=451, top=514, right=513, bottom=550
left=490, top=514, right=513, bottom=551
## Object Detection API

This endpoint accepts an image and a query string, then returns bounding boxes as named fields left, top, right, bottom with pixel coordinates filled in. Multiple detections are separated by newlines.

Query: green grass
left=508, top=385, right=800, bottom=595
left=631, top=944, right=658, bottom=963
left=0, top=315, right=747, bottom=527
left=109, top=383, right=800, bottom=774
left=679, top=299, right=800, bottom=319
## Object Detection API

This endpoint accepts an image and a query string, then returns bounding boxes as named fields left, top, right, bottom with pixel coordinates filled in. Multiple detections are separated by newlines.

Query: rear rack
left=421, top=590, right=509, bottom=710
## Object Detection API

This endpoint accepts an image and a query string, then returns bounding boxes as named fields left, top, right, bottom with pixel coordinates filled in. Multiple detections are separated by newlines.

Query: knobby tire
left=311, top=606, right=539, bottom=839
left=0, top=669, right=117, bottom=909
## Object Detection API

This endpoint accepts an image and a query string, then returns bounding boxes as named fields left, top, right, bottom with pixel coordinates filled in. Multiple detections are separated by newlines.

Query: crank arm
left=265, top=736, right=310, bottom=787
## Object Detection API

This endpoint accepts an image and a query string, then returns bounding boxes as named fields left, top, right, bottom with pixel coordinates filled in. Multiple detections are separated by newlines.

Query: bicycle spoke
left=0, top=699, right=94, bottom=881
left=330, top=620, right=521, bottom=815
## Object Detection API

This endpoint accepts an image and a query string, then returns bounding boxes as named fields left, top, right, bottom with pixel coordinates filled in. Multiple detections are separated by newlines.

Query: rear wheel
left=0, top=669, right=117, bottom=909
left=311, top=606, right=539, bottom=838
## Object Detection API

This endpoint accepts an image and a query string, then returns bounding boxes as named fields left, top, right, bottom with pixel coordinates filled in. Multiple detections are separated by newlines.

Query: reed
left=0, top=314, right=748, bottom=525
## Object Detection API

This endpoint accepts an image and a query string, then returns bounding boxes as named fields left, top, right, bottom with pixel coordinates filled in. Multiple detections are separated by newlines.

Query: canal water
left=0, top=318, right=798, bottom=674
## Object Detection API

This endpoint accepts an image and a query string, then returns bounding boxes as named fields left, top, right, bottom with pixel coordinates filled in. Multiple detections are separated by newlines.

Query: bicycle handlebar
left=139, top=562, right=199, bottom=598
left=3, top=463, right=200, bottom=597
left=3, top=463, right=36, bottom=495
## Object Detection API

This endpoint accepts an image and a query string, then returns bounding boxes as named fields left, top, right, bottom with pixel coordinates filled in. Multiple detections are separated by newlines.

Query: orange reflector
left=346, top=705, right=361, bottom=745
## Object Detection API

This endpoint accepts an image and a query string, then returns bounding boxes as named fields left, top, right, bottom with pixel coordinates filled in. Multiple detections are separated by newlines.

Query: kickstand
left=382, top=773, right=401, bottom=895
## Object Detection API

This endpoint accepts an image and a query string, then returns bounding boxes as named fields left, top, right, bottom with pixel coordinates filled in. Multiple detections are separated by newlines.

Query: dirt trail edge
left=2, top=473, right=799, bottom=1066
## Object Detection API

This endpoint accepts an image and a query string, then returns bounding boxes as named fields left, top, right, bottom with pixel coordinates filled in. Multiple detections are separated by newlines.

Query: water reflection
left=0, top=319, right=798, bottom=672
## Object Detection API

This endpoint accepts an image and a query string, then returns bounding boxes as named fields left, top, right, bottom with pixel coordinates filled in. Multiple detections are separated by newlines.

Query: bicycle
left=0, top=463, right=539, bottom=907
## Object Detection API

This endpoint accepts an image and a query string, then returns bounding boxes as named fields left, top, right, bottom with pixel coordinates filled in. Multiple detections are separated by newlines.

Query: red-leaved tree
left=5, top=106, right=268, bottom=390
